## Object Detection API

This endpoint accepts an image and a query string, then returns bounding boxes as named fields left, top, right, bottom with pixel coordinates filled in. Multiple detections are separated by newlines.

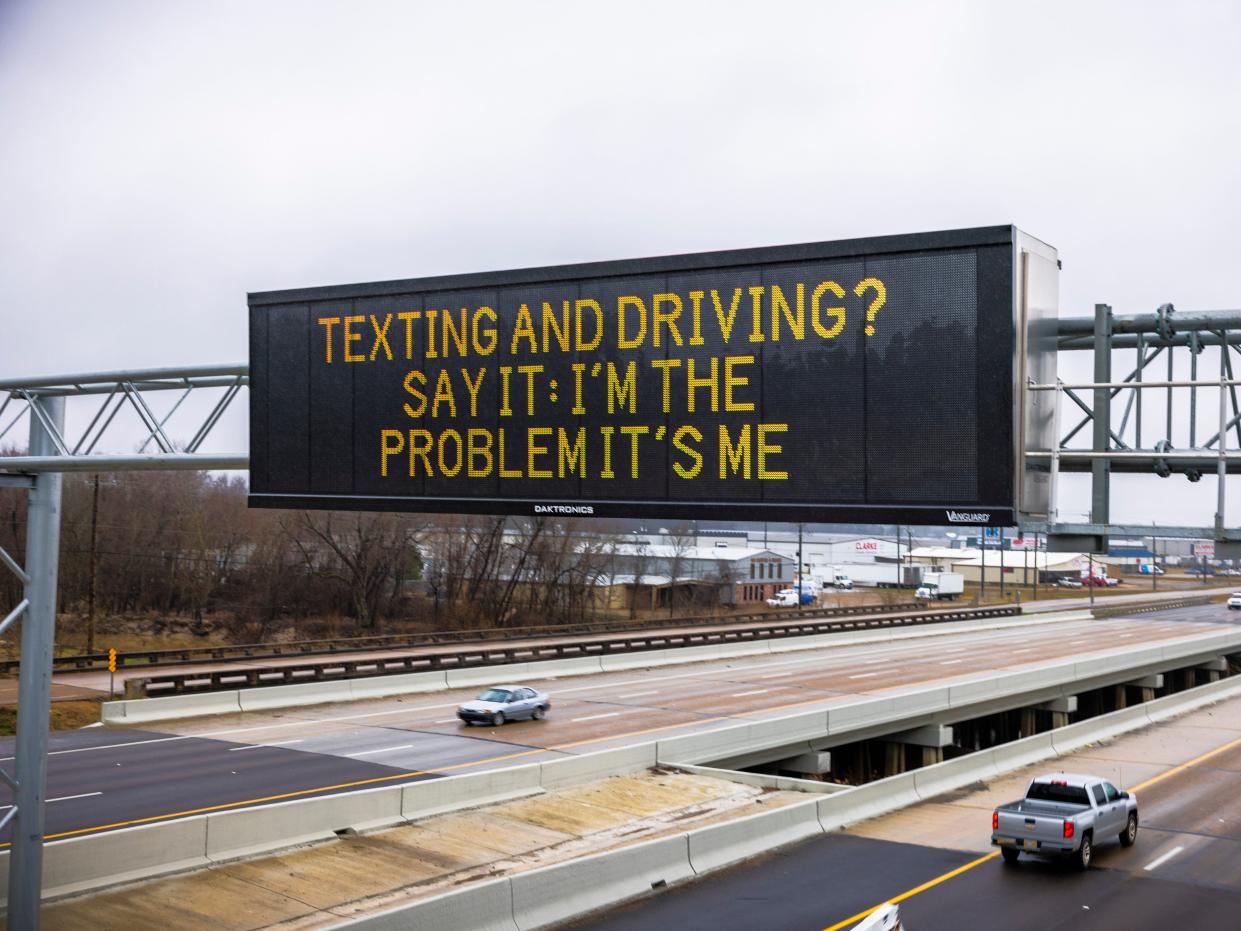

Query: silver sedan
left=457, top=685, right=551, bottom=726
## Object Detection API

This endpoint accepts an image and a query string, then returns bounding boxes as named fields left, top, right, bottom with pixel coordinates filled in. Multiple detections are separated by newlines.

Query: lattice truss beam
left=1033, top=307, right=1241, bottom=475
left=0, top=364, right=248, bottom=473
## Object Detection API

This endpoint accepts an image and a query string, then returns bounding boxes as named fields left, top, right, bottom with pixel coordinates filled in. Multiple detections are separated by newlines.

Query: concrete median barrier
left=510, top=834, right=694, bottom=930
left=985, top=731, right=1057, bottom=777
left=402, top=764, right=544, bottom=820
left=599, top=643, right=731, bottom=671
left=520, top=656, right=606, bottom=681
left=828, top=686, right=951, bottom=736
left=0, top=816, right=211, bottom=905
left=656, top=710, right=830, bottom=767
left=237, top=680, right=353, bottom=713
left=1145, top=675, right=1241, bottom=723
left=205, top=784, right=406, bottom=862
left=349, top=670, right=449, bottom=699
left=336, top=876, right=518, bottom=931
left=539, top=745, right=657, bottom=791
left=100, top=690, right=243, bottom=724
left=686, top=798, right=822, bottom=875
left=817, top=772, right=920, bottom=831
left=1050, top=704, right=1151, bottom=755
left=446, top=664, right=532, bottom=688
left=912, top=745, right=1005, bottom=801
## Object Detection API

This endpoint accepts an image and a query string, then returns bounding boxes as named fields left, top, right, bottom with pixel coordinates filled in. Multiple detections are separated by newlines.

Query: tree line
left=0, top=464, right=654, bottom=646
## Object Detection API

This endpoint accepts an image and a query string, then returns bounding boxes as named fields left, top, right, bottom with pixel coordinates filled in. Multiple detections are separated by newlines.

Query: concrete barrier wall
left=510, top=834, right=694, bottom=930
left=348, top=670, right=449, bottom=700
left=656, top=711, right=830, bottom=766
left=0, top=816, right=211, bottom=905
left=337, top=877, right=518, bottom=931
left=687, top=799, right=822, bottom=874
left=205, top=784, right=405, bottom=863
left=1144, top=675, right=1241, bottom=723
left=402, top=765, right=544, bottom=821
left=539, top=745, right=657, bottom=791
left=911, top=743, right=1005, bottom=801
left=817, top=771, right=920, bottom=831
left=237, top=680, right=354, bottom=713
left=101, top=690, right=242, bottom=724
left=668, top=762, right=852, bottom=794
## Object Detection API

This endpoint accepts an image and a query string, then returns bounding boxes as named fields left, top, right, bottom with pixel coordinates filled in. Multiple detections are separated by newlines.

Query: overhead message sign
left=249, top=226, right=1030, bottom=524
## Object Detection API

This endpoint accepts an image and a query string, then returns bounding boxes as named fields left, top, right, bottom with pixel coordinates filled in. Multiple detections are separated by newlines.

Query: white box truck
left=842, top=564, right=926, bottom=589
left=915, top=571, right=964, bottom=600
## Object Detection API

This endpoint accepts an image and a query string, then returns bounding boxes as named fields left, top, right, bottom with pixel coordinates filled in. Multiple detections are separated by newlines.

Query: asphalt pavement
left=0, top=604, right=1236, bottom=849
left=575, top=679, right=1241, bottom=931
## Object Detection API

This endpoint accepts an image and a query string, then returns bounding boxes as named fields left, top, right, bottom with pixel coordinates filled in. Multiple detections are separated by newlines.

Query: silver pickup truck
left=991, top=773, right=1138, bottom=870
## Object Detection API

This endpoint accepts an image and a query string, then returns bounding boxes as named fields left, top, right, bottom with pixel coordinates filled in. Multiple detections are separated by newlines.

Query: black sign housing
left=249, top=226, right=1019, bottom=525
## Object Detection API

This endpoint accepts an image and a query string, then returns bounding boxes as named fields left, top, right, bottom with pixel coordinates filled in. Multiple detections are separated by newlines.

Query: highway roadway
left=0, top=604, right=1235, bottom=848
left=33, top=586, right=1236, bottom=701
left=574, top=682, right=1241, bottom=931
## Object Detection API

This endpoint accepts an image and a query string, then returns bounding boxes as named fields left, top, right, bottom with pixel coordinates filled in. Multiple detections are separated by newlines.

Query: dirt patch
left=0, top=700, right=101, bottom=736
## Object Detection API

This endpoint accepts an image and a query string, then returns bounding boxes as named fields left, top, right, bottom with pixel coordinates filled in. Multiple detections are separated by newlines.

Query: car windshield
left=477, top=688, right=511, bottom=703
left=1027, top=782, right=1090, bottom=806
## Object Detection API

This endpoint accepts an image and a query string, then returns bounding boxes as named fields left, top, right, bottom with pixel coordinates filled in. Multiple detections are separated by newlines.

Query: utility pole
left=978, top=526, right=986, bottom=603
left=87, top=475, right=99, bottom=655
left=796, top=523, right=804, bottom=603
left=1032, top=534, right=1039, bottom=600
left=1088, top=553, right=1095, bottom=606
left=999, top=528, right=1006, bottom=600
left=896, top=526, right=902, bottom=589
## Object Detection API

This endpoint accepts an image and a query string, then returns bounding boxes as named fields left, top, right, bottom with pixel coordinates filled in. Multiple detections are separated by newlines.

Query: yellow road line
left=821, top=852, right=999, bottom=931
left=1127, top=733, right=1241, bottom=793
left=0, top=715, right=722, bottom=847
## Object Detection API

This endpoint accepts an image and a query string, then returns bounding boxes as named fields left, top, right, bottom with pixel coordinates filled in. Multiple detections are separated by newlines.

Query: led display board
left=249, top=226, right=1052, bottom=525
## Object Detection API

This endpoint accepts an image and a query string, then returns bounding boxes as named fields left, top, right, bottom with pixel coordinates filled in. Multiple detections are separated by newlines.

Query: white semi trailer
left=834, top=563, right=926, bottom=589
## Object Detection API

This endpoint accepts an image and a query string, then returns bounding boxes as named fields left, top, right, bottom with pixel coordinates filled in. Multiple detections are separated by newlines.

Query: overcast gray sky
left=1, top=1, right=1237, bottom=528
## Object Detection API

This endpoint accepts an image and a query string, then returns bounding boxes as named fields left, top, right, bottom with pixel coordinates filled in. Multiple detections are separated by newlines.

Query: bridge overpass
left=3, top=597, right=1241, bottom=927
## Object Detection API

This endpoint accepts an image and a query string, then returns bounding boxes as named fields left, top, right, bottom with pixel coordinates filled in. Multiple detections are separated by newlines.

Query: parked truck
left=915, top=571, right=964, bottom=600
left=991, top=773, right=1138, bottom=870
left=837, top=563, right=926, bottom=589
left=766, top=588, right=815, bottom=607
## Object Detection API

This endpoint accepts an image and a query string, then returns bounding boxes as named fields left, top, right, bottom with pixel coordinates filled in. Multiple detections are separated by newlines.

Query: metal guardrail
left=1090, top=594, right=1216, bottom=619
left=6, top=600, right=931, bottom=675
left=124, top=605, right=1021, bottom=698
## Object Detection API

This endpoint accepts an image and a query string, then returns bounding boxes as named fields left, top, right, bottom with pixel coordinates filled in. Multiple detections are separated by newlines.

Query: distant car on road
left=1053, top=577, right=1083, bottom=589
left=457, top=685, right=550, bottom=726
left=1228, top=592, right=1241, bottom=611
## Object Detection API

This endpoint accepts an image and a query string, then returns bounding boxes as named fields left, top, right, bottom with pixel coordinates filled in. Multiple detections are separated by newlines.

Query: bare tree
left=289, top=511, right=423, bottom=632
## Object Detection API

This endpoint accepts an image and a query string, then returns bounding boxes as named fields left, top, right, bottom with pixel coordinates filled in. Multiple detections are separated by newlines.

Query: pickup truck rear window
left=1027, top=783, right=1091, bottom=805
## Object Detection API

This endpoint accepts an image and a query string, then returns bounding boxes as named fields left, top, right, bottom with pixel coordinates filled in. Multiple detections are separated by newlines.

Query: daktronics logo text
left=946, top=510, right=991, bottom=523
left=534, top=504, right=595, bottom=515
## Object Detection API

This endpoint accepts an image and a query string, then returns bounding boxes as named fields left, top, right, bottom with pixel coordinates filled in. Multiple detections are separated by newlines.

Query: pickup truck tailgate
left=996, top=811, right=1066, bottom=848
left=994, top=801, right=1084, bottom=852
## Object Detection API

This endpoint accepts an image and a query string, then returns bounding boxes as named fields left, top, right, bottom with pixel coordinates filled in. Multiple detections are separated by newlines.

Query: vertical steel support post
left=1218, top=360, right=1229, bottom=535
left=999, top=528, right=1005, bottom=599
left=1091, top=305, right=1112, bottom=530
left=10, top=395, right=64, bottom=927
